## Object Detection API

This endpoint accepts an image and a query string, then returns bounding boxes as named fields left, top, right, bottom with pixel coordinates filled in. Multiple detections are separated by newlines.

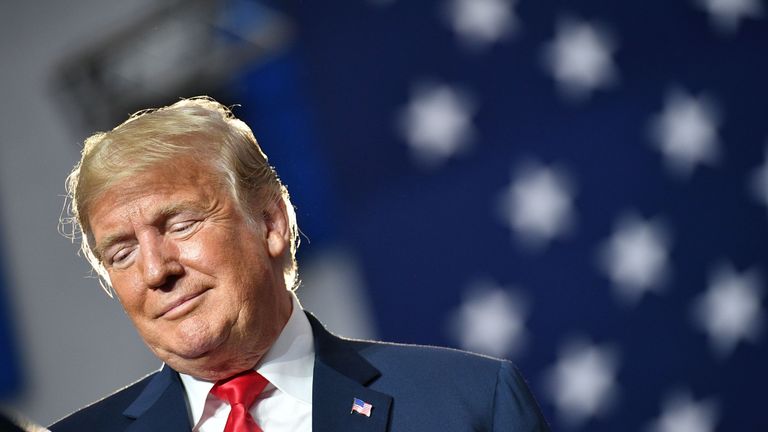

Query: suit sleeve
left=492, top=361, right=551, bottom=431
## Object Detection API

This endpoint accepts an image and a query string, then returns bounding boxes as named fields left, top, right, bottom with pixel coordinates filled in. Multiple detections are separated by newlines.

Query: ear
left=262, top=198, right=290, bottom=259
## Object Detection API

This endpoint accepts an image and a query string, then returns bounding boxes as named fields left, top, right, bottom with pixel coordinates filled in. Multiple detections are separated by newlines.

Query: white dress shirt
left=179, top=294, right=314, bottom=431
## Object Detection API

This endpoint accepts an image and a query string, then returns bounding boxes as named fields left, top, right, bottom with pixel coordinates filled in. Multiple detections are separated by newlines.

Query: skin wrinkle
left=95, top=197, right=221, bottom=264
left=88, top=156, right=293, bottom=380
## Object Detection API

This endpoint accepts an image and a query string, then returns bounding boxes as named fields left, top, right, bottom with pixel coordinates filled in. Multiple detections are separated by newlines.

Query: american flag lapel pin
left=351, top=397, right=373, bottom=417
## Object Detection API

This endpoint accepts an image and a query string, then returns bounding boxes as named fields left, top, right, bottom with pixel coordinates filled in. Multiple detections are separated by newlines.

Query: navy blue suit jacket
left=51, top=313, right=549, bottom=431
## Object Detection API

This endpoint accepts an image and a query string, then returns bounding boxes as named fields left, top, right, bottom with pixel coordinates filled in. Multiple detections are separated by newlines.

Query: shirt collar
left=178, top=293, right=315, bottom=426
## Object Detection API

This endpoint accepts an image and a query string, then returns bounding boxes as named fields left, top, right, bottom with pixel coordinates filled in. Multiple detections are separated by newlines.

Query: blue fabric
left=49, top=312, right=549, bottom=431
left=287, top=3, right=768, bottom=429
left=0, top=234, right=21, bottom=401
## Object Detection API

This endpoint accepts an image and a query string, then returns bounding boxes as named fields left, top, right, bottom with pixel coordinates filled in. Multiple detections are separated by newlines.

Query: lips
left=157, top=289, right=209, bottom=319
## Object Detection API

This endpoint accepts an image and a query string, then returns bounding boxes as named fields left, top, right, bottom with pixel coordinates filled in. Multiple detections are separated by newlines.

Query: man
left=51, top=98, right=549, bottom=431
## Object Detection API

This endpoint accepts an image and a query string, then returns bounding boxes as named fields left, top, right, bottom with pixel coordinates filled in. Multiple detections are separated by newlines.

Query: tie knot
left=211, top=370, right=269, bottom=409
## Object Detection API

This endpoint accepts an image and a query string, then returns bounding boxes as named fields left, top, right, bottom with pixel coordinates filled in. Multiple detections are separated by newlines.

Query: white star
left=692, top=264, right=764, bottom=358
left=542, top=17, right=618, bottom=100
left=397, top=83, right=476, bottom=167
left=650, top=89, right=721, bottom=177
left=498, top=161, right=575, bottom=250
left=598, top=214, right=671, bottom=304
left=449, top=280, right=528, bottom=358
left=696, top=0, right=763, bottom=33
left=647, top=391, right=719, bottom=432
left=443, top=0, right=517, bottom=50
left=543, top=339, right=620, bottom=427
left=749, top=144, right=768, bottom=209
left=296, top=249, right=378, bottom=340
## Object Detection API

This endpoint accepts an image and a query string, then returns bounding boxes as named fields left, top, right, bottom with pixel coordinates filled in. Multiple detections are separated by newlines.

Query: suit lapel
left=115, top=314, right=390, bottom=432
left=307, top=313, right=392, bottom=432
left=123, top=366, right=192, bottom=432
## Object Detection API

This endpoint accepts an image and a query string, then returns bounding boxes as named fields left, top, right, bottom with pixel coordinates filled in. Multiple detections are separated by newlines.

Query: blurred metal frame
left=51, top=0, right=295, bottom=135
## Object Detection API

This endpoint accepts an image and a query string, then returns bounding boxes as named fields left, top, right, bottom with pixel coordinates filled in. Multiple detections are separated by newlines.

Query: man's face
left=88, top=157, right=292, bottom=380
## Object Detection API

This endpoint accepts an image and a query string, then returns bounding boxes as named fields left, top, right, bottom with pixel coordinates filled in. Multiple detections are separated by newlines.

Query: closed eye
left=110, top=247, right=136, bottom=267
left=170, top=220, right=198, bottom=234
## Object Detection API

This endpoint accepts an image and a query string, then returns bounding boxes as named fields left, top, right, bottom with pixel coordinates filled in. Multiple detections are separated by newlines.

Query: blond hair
left=62, top=97, right=299, bottom=293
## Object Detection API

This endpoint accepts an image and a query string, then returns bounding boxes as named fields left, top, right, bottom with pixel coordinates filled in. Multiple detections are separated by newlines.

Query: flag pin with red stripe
left=351, top=397, right=373, bottom=417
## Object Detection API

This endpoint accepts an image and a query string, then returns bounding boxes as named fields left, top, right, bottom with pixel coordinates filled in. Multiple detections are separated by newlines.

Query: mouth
left=157, top=289, right=209, bottom=320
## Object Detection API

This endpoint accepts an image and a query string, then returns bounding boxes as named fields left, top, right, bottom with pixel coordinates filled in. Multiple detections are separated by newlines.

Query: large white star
left=543, top=339, right=620, bottom=427
left=296, top=248, right=378, bottom=340
left=692, top=264, right=764, bottom=358
left=749, top=144, right=768, bottom=209
left=598, top=214, right=671, bottom=304
left=397, top=83, right=476, bottom=167
left=696, top=0, right=763, bottom=33
left=647, top=391, right=719, bottom=432
left=497, top=162, right=575, bottom=250
left=443, top=0, right=517, bottom=50
left=449, top=280, right=528, bottom=358
left=542, top=17, right=618, bottom=100
left=650, top=89, right=721, bottom=177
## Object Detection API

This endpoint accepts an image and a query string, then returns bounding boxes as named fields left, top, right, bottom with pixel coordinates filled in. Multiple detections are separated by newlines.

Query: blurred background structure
left=1, top=0, right=767, bottom=430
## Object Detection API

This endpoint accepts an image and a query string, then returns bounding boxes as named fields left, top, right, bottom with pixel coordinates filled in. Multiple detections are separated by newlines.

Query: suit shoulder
left=359, top=340, right=550, bottom=430
left=49, top=371, right=158, bottom=432
left=346, top=338, right=509, bottom=395
left=359, top=338, right=506, bottom=371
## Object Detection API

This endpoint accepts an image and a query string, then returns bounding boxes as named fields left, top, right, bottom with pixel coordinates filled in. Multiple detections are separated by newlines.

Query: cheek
left=111, top=275, right=146, bottom=317
left=179, top=233, right=231, bottom=272
left=180, top=240, right=205, bottom=262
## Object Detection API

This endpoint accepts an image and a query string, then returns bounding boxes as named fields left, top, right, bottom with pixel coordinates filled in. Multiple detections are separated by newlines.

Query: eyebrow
left=92, top=200, right=206, bottom=260
left=156, top=200, right=205, bottom=219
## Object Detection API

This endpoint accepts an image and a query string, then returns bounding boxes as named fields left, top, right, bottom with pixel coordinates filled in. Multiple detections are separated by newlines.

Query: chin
left=167, top=349, right=258, bottom=381
left=169, top=317, right=229, bottom=360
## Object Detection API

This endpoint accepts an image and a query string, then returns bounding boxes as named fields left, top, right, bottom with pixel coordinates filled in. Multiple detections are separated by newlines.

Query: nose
left=139, top=234, right=183, bottom=289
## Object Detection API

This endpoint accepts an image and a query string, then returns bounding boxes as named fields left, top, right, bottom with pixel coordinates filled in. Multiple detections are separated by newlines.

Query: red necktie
left=210, top=370, right=269, bottom=432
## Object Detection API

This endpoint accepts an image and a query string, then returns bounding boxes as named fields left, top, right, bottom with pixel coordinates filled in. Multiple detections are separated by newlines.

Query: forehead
left=87, top=160, right=228, bottom=236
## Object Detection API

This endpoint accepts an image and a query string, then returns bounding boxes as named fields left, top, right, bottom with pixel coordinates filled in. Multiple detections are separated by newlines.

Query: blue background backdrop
left=1, top=0, right=766, bottom=429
